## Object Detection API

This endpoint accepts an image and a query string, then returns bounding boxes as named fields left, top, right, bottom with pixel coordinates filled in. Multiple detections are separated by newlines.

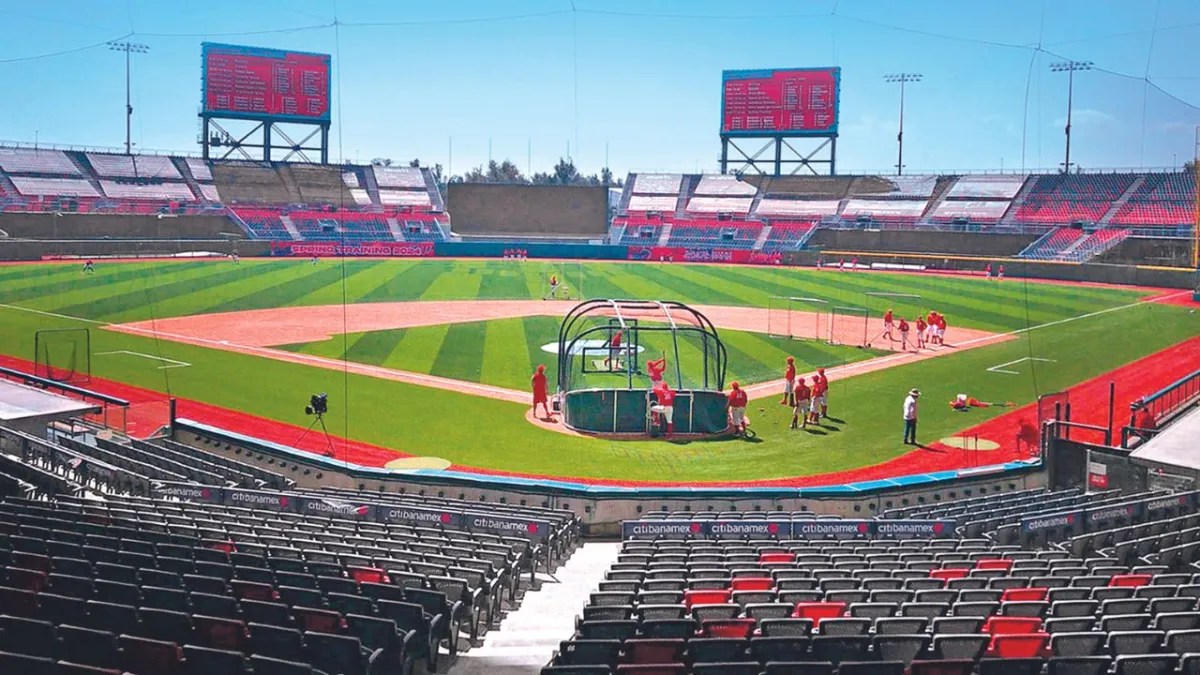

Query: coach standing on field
left=903, top=388, right=921, bottom=445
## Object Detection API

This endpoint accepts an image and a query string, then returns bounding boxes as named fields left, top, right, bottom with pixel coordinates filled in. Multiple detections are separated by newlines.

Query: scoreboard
left=721, top=68, right=840, bottom=136
left=201, top=43, right=331, bottom=122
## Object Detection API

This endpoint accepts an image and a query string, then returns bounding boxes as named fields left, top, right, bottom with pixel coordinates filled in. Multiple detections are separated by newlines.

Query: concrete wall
left=0, top=239, right=270, bottom=261
left=1099, top=237, right=1193, bottom=268
left=0, top=213, right=236, bottom=239
left=809, top=229, right=1038, bottom=256
left=447, top=184, right=609, bottom=236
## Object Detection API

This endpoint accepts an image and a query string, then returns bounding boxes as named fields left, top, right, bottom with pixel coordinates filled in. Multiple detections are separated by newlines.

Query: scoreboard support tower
left=200, top=116, right=330, bottom=164
left=719, top=134, right=837, bottom=177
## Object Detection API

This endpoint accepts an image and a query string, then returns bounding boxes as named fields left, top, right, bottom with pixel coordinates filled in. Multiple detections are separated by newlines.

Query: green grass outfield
left=0, top=257, right=1194, bottom=482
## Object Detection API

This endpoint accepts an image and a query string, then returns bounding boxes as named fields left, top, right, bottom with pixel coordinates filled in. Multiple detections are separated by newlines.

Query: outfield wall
left=0, top=213, right=235, bottom=239
left=446, top=183, right=610, bottom=236
left=0, top=239, right=268, bottom=261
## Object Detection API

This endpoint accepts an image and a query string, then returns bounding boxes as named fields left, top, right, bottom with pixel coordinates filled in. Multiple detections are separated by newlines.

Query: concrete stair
left=278, top=213, right=303, bottom=241
left=999, top=175, right=1038, bottom=226
left=362, top=167, right=383, bottom=207
left=752, top=224, right=773, bottom=250
left=387, top=217, right=407, bottom=242
left=921, top=176, right=959, bottom=219
left=1099, top=175, right=1145, bottom=226
left=656, top=223, right=673, bottom=247
left=453, top=542, right=621, bottom=675
left=172, top=156, right=206, bottom=202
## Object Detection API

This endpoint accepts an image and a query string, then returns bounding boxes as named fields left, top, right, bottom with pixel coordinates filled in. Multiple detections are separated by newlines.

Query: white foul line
left=96, top=350, right=191, bottom=369
left=986, top=356, right=1056, bottom=375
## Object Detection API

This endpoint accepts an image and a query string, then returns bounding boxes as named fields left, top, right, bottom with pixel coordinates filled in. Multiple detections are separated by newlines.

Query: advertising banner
left=627, top=246, right=782, bottom=265
left=270, top=241, right=435, bottom=258
left=375, top=503, right=463, bottom=529
left=296, top=496, right=376, bottom=520
left=152, top=481, right=223, bottom=503
left=464, top=511, right=552, bottom=542
left=222, top=488, right=296, bottom=512
left=619, top=519, right=957, bottom=540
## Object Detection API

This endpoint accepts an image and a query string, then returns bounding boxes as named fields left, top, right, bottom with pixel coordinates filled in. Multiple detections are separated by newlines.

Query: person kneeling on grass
left=791, top=377, right=812, bottom=430
left=727, top=381, right=748, bottom=436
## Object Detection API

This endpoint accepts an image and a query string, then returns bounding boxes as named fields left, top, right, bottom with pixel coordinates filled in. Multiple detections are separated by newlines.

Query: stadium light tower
left=1050, top=60, right=1092, bottom=173
left=883, top=73, right=921, bottom=176
left=109, top=41, right=150, bottom=155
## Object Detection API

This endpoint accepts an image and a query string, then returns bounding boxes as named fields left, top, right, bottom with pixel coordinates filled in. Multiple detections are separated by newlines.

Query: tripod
left=296, top=412, right=337, bottom=458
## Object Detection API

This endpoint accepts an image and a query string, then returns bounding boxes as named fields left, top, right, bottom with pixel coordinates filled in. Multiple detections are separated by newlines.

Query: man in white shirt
left=903, top=388, right=921, bottom=445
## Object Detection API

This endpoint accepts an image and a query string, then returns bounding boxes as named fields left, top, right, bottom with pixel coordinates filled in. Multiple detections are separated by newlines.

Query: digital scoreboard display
left=721, top=67, right=840, bottom=136
left=201, top=43, right=331, bottom=122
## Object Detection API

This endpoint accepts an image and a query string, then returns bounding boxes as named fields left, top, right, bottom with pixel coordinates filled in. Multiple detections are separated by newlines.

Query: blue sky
left=2, top=0, right=1199, bottom=176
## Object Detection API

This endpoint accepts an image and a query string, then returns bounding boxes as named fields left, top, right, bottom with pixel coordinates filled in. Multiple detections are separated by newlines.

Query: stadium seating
left=232, top=208, right=292, bottom=240
left=617, top=218, right=665, bottom=246
left=1111, top=172, right=1195, bottom=232
left=667, top=221, right=761, bottom=249
left=288, top=211, right=393, bottom=242
left=760, top=221, right=818, bottom=252
left=1018, top=228, right=1086, bottom=260
left=1014, top=174, right=1139, bottom=225
left=0, top=148, right=81, bottom=175
left=545, top=487, right=1199, bottom=675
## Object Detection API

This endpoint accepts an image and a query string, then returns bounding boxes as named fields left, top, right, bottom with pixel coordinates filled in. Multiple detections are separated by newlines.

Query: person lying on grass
left=949, top=393, right=1016, bottom=410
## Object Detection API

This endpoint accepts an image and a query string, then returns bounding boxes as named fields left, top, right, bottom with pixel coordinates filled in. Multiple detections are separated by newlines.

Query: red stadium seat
left=622, top=638, right=686, bottom=664
left=975, top=559, right=1014, bottom=571
left=793, top=602, right=847, bottom=626
left=1001, top=588, right=1048, bottom=602
left=759, top=553, right=796, bottom=564
left=730, top=577, right=774, bottom=592
left=983, top=616, right=1042, bottom=635
left=348, top=566, right=389, bottom=584
left=1110, top=574, right=1153, bottom=587
left=930, top=569, right=968, bottom=582
left=684, top=590, right=732, bottom=607
left=986, top=632, right=1049, bottom=658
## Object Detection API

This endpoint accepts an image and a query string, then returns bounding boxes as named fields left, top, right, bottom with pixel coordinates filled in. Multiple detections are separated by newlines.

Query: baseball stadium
left=3, top=3, right=1200, bottom=675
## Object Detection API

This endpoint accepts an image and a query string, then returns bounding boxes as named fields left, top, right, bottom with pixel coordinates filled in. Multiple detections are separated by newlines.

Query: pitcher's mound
left=384, top=456, right=453, bottom=471
left=939, top=436, right=1001, bottom=451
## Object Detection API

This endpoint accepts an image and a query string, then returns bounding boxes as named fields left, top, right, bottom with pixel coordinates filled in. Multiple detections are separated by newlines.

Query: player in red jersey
left=815, top=368, right=829, bottom=419
left=898, top=317, right=911, bottom=351
left=926, top=310, right=939, bottom=346
left=997, top=264, right=1005, bottom=281
left=727, top=381, right=748, bottom=435
left=809, top=374, right=828, bottom=425
left=543, top=274, right=560, bottom=300
left=984, top=263, right=992, bottom=279
left=604, top=329, right=624, bottom=370
left=882, top=308, right=895, bottom=341
left=791, top=377, right=812, bottom=430
left=531, top=364, right=551, bottom=419
left=646, top=357, right=667, bottom=384
left=781, top=356, right=796, bottom=406
left=851, top=256, right=859, bottom=270
left=653, top=382, right=677, bottom=437
left=935, top=314, right=947, bottom=345
left=914, top=315, right=927, bottom=350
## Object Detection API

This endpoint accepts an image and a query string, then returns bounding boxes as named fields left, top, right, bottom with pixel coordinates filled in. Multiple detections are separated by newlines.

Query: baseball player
left=898, top=317, right=911, bottom=351
left=646, top=357, right=667, bottom=384
left=651, top=381, right=677, bottom=438
left=543, top=274, right=560, bottom=300
left=935, top=313, right=947, bottom=345
left=809, top=373, right=827, bottom=425
left=791, top=377, right=812, bottom=430
left=915, top=315, right=927, bottom=350
left=727, top=381, right=748, bottom=436
left=82, top=259, right=95, bottom=275
left=604, top=329, right=624, bottom=371
left=531, top=364, right=552, bottom=419
left=815, top=368, right=829, bottom=419
left=780, top=356, right=796, bottom=406
left=883, top=308, right=895, bottom=341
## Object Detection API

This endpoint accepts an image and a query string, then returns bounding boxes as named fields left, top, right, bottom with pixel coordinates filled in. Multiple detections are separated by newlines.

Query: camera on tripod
left=305, top=393, right=328, bottom=416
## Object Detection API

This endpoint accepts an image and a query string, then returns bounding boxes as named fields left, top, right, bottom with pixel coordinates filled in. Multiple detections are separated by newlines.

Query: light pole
left=108, top=41, right=150, bottom=155
left=1049, top=60, right=1092, bottom=173
left=884, top=73, right=921, bottom=176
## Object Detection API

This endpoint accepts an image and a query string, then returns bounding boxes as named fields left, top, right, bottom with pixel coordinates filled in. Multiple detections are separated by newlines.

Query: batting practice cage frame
left=556, top=299, right=731, bottom=436
left=34, top=328, right=91, bottom=384
left=864, top=291, right=923, bottom=345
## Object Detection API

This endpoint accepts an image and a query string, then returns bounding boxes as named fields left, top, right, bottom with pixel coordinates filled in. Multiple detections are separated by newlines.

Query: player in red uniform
left=653, top=382, right=677, bottom=437
left=815, top=368, right=829, bottom=419
left=531, top=364, right=551, bottom=419
left=604, top=329, right=623, bottom=370
left=809, top=373, right=828, bottom=425
left=984, top=263, right=992, bottom=279
left=791, top=377, right=812, bottom=430
left=543, top=274, right=560, bottom=300
left=646, top=357, right=667, bottom=384
left=926, top=310, right=939, bottom=346
left=997, top=264, right=1005, bottom=281
left=851, top=256, right=859, bottom=270
left=898, top=317, right=911, bottom=351
left=914, top=316, right=927, bottom=350
left=781, top=356, right=796, bottom=406
left=727, top=381, right=748, bottom=435
left=882, top=308, right=895, bottom=341
left=935, top=314, right=947, bottom=345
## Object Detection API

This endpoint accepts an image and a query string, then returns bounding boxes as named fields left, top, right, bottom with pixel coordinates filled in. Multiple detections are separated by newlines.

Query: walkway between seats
left=453, top=542, right=621, bottom=674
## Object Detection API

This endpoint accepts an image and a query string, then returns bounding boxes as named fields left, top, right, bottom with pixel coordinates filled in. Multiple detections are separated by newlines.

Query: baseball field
left=0, top=257, right=1197, bottom=485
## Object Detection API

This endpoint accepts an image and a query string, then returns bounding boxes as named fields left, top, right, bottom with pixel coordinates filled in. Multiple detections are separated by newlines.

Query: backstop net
left=829, top=305, right=870, bottom=347
left=767, top=296, right=830, bottom=342
left=35, top=328, right=91, bottom=384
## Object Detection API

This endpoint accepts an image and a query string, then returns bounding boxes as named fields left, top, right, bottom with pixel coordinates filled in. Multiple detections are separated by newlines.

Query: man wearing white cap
left=903, top=388, right=921, bottom=445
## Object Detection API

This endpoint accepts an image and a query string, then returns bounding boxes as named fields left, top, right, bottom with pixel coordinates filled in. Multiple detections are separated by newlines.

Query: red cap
left=786, top=356, right=794, bottom=363
left=731, top=381, right=740, bottom=389
left=536, top=364, right=545, bottom=373
left=817, top=368, right=825, bottom=374
left=797, top=376, right=806, bottom=383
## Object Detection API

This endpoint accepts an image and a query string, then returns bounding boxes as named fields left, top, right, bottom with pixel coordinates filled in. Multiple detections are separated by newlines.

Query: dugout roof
left=0, top=380, right=100, bottom=425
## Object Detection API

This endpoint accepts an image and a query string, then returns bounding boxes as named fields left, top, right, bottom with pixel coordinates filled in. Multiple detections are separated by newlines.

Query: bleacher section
left=761, top=221, right=818, bottom=252
left=289, top=211, right=393, bottom=242
left=9, top=177, right=100, bottom=198
left=1018, top=227, right=1086, bottom=260
left=86, top=154, right=182, bottom=180
left=668, top=222, right=761, bottom=249
left=1111, top=172, right=1195, bottom=233
left=232, top=208, right=292, bottom=240
left=546, top=487, right=1200, bottom=675
left=1016, top=174, right=1139, bottom=225
left=0, top=148, right=81, bottom=175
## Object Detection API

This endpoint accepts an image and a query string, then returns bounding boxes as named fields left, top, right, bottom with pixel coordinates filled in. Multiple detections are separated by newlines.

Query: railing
left=1143, top=368, right=1200, bottom=423
left=0, top=365, right=130, bottom=433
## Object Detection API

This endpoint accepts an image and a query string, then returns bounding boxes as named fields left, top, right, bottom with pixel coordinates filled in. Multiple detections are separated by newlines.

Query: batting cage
left=556, top=299, right=730, bottom=436
left=35, top=328, right=91, bottom=384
